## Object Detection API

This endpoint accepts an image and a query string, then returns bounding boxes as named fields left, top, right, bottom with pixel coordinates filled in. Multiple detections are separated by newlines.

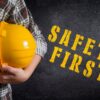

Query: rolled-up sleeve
left=7, top=0, right=47, bottom=57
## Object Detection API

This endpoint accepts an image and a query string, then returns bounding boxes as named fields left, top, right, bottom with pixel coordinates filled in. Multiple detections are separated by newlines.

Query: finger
left=0, top=75, right=14, bottom=80
left=0, top=79, right=13, bottom=84
left=0, top=75, right=8, bottom=84
left=0, top=75, right=14, bottom=84
left=0, top=79, right=8, bottom=84
left=1, top=64, right=18, bottom=75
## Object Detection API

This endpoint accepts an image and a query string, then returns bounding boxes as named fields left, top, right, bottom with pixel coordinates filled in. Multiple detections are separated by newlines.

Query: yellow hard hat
left=0, top=21, right=37, bottom=68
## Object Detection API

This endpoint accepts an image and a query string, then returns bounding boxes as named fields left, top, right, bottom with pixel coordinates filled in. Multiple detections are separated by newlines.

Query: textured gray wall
left=12, top=0, right=100, bottom=100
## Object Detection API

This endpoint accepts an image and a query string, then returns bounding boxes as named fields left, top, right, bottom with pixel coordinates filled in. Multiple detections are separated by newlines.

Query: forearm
left=0, top=0, right=47, bottom=84
left=25, top=54, right=42, bottom=77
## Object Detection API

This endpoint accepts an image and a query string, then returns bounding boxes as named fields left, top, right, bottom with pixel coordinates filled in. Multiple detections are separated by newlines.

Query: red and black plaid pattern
left=0, top=0, right=47, bottom=99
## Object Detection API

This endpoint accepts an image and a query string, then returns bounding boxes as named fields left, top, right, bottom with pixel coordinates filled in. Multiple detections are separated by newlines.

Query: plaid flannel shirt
left=0, top=0, right=47, bottom=99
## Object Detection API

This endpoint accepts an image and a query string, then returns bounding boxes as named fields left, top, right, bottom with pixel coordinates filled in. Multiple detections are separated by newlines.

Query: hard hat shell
left=0, top=21, right=37, bottom=68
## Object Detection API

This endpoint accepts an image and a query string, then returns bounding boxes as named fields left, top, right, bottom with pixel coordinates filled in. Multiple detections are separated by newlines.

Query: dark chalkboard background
left=12, top=0, right=100, bottom=100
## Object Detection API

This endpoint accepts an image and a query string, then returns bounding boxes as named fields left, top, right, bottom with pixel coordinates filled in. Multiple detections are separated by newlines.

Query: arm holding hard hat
left=0, top=55, right=42, bottom=84
left=0, top=0, right=47, bottom=84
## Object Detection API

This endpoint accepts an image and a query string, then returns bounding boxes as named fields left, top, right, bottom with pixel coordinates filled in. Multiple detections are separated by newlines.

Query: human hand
left=0, top=64, right=30, bottom=84
left=0, top=54, right=41, bottom=84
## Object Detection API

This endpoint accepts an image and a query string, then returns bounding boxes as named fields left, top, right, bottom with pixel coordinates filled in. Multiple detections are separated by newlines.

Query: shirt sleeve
left=7, top=0, right=47, bottom=57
